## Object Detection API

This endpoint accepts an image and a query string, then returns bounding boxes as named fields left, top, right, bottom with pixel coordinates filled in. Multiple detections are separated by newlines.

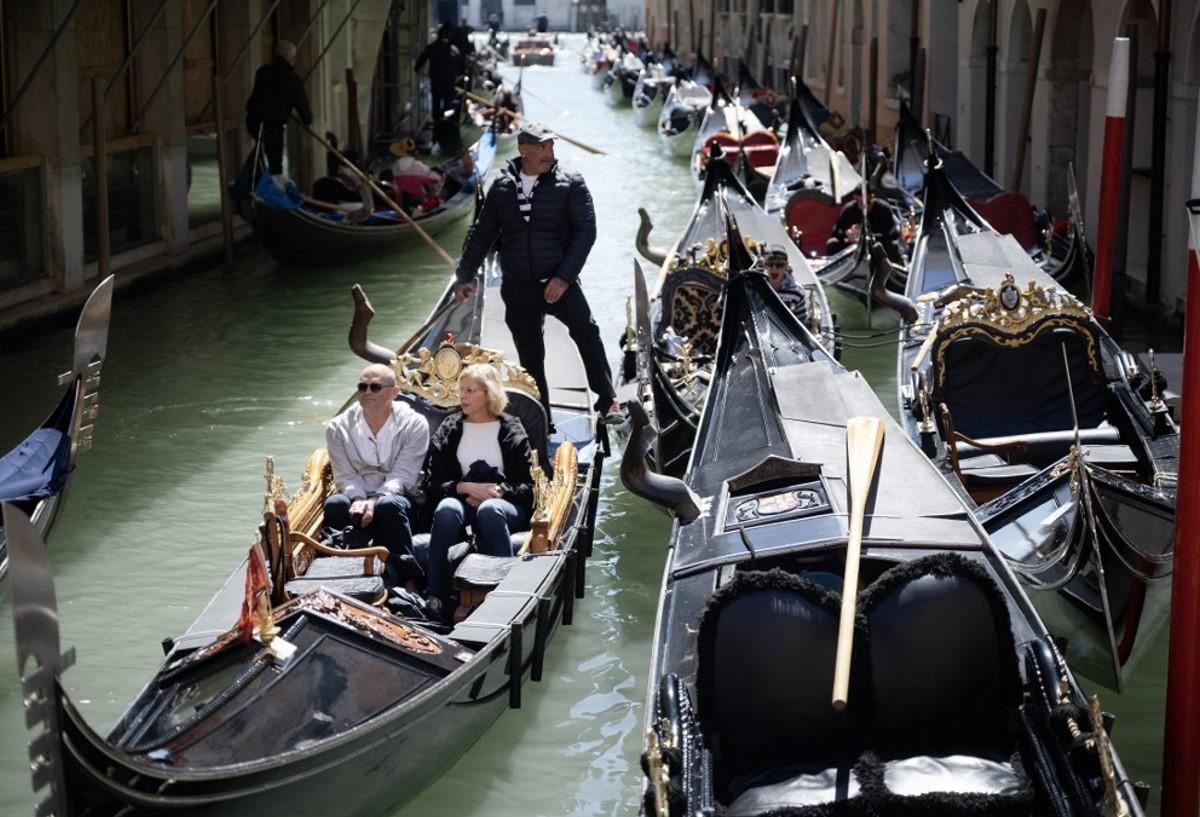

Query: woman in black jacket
left=424, top=364, right=535, bottom=611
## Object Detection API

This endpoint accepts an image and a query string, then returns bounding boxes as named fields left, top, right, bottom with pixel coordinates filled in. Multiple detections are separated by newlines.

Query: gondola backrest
left=658, top=266, right=726, bottom=357
left=398, top=389, right=549, bottom=472
left=930, top=289, right=1107, bottom=440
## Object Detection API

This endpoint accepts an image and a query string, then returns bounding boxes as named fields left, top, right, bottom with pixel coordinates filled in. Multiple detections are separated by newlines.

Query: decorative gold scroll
left=391, top=342, right=540, bottom=408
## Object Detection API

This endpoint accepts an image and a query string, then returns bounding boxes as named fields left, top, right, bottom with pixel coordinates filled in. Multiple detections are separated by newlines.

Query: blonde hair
left=460, top=364, right=508, bottom=416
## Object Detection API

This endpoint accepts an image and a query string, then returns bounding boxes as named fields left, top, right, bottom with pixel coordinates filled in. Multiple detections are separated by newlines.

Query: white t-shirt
left=458, top=420, right=504, bottom=478
left=518, top=172, right=539, bottom=198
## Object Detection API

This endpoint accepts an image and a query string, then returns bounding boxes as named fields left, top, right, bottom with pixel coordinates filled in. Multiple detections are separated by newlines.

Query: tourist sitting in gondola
left=422, top=364, right=535, bottom=620
left=324, top=363, right=430, bottom=586
left=761, top=244, right=809, bottom=323
left=389, top=138, right=442, bottom=211
left=825, top=189, right=906, bottom=263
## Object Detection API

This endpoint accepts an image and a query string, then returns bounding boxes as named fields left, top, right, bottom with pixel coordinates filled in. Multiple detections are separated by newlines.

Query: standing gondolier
left=246, top=41, right=313, bottom=188
left=454, top=124, right=619, bottom=423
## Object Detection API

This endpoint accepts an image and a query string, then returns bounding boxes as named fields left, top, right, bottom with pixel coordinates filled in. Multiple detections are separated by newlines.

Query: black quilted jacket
left=425, top=412, right=535, bottom=516
left=455, top=159, right=597, bottom=285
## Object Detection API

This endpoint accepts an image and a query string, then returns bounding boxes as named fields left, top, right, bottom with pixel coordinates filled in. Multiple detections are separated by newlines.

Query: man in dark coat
left=453, top=124, right=618, bottom=422
left=826, top=190, right=906, bottom=264
left=245, top=40, right=313, bottom=180
left=415, top=25, right=462, bottom=124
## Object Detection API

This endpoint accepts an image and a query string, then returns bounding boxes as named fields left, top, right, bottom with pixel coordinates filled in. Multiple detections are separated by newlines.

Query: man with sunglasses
left=324, top=363, right=430, bottom=584
left=453, top=123, right=619, bottom=426
left=761, top=244, right=810, bottom=324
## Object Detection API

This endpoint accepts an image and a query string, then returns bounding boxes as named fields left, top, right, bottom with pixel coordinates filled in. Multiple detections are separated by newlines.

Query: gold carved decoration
left=391, top=342, right=540, bottom=408
left=523, top=442, right=579, bottom=554
left=932, top=277, right=1100, bottom=389
left=663, top=233, right=764, bottom=279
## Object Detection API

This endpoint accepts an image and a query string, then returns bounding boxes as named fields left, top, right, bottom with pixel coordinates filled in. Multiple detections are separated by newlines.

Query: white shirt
left=518, top=171, right=539, bottom=198
left=457, top=420, right=504, bottom=477
left=325, top=401, right=429, bottom=499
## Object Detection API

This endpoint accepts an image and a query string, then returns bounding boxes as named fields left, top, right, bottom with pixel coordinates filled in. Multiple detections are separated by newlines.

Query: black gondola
left=620, top=153, right=837, bottom=480
left=8, top=263, right=610, bottom=816
left=886, top=153, right=1175, bottom=691
left=0, top=275, right=112, bottom=582
left=689, top=80, right=779, bottom=203
left=622, top=265, right=1146, bottom=817
left=603, top=49, right=644, bottom=105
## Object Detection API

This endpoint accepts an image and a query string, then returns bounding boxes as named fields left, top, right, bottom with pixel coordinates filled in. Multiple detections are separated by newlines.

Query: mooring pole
left=824, top=0, right=839, bottom=105
left=984, top=0, right=998, bottom=177
left=868, top=36, right=878, bottom=144
left=1145, top=0, right=1172, bottom=306
left=1112, top=25, right=1138, bottom=329
left=1091, top=37, right=1129, bottom=321
left=1009, top=8, right=1045, bottom=192
left=912, top=47, right=925, bottom=125
left=91, top=77, right=110, bottom=281
left=212, top=74, right=235, bottom=271
left=1161, top=86, right=1200, bottom=817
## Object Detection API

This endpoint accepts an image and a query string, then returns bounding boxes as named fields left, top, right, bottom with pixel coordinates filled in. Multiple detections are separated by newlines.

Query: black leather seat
left=285, top=556, right=386, bottom=604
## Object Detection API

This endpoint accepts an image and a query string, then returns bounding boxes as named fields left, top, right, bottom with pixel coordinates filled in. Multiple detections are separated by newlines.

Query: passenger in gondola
left=422, top=364, right=535, bottom=620
left=826, top=190, right=906, bottom=264
left=761, top=244, right=810, bottom=324
left=389, top=138, right=442, bottom=211
left=324, top=364, right=430, bottom=586
left=245, top=40, right=313, bottom=190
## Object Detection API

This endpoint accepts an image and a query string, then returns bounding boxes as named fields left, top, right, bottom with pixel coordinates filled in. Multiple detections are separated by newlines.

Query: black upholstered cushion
left=454, top=553, right=517, bottom=589
left=696, top=568, right=866, bottom=799
left=504, top=390, right=550, bottom=471
left=860, top=553, right=1020, bottom=761
left=285, top=574, right=386, bottom=602
left=302, top=555, right=383, bottom=579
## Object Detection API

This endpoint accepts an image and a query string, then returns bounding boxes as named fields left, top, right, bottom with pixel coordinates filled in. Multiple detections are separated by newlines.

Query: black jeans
left=259, top=122, right=285, bottom=175
left=501, top=280, right=616, bottom=420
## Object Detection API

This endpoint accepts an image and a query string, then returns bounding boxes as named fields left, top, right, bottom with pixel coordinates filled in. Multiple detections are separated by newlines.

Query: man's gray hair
left=275, top=40, right=297, bottom=64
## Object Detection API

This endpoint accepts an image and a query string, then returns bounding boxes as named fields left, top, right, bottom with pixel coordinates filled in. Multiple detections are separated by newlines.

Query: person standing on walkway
left=454, top=124, right=619, bottom=423
left=415, top=25, right=462, bottom=128
left=245, top=40, right=313, bottom=188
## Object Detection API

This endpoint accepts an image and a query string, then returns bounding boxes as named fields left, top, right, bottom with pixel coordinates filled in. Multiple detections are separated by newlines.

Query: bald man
left=324, top=364, right=429, bottom=583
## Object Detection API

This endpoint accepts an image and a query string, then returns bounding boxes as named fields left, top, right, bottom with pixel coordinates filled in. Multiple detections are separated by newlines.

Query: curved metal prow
left=636, top=207, right=669, bottom=267
left=4, top=503, right=74, bottom=817
left=867, top=241, right=918, bottom=324
left=349, top=285, right=399, bottom=365
left=72, top=274, right=113, bottom=378
left=620, top=400, right=702, bottom=522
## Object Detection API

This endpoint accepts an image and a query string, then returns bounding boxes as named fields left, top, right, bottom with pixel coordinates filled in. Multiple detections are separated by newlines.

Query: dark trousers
left=426, top=497, right=528, bottom=597
left=259, top=122, right=285, bottom=175
left=323, top=493, right=414, bottom=586
left=501, top=280, right=616, bottom=419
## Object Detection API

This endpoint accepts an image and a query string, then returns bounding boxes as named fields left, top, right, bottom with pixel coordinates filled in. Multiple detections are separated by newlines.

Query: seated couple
left=323, top=362, right=534, bottom=619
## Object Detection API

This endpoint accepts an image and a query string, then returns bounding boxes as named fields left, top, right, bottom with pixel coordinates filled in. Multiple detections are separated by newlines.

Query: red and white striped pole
left=1091, top=37, right=1130, bottom=321
left=1161, top=88, right=1200, bottom=817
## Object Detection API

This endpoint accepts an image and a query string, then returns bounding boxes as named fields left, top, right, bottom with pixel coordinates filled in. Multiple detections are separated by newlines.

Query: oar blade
left=846, top=415, right=886, bottom=507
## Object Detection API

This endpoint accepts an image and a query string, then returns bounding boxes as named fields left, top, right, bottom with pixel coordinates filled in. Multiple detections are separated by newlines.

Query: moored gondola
left=690, top=84, right=778, bottom=202
left=623, top=266, right=1147, bottom=817
left=619, top=151, right=837, bottom=479
left=885, top=152, right=1175, bottom=691
left=8, top=261, right=610, bottom=816
left=242, top=132, right=497, bottom=268
left=632, top=62, right=675, bottom=127
left=0, top=275, right=113, bottom=583
left=604, top=50, right=644, bottom=105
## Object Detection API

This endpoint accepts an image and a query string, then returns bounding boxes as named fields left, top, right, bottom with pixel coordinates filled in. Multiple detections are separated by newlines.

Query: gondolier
left=454, top=123, right=619, bottom=422
left=245, top=41, right=313, bottom=187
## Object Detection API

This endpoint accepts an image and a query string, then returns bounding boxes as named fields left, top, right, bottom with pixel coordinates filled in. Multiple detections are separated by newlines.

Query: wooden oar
left=299, top=193, right=410, bottom=225
left=831, top=415, right=886, bottom=711
left=458, top=88, right=607, bottom=155
left=297, top=122, right=458, bottom=270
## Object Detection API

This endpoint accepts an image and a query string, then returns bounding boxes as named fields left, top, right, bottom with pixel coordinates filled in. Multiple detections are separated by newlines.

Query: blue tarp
left=0, top=428, right=70, bottom=504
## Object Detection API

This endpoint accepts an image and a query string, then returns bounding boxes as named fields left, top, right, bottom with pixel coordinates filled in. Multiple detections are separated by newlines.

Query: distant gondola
left=8, top=260, right=610, bottom=816
left=886, top=152, right=1175, bottom=691
left=632, top=62, right=675, bottom=127
left=604, top=50, right=644, bottom=105
left=623, top=265, right=1147, bottom=817
left=242, top=132, right=497, bottom=268
left=690, top=82, right=778, bottom=202
left=619, top=152, right=837, bottom=479
left=0, top=275, right=112, bottom=583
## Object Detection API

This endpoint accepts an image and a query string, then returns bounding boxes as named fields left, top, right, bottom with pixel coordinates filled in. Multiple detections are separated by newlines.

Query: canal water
left=0, top=33, right=1170, bottom=817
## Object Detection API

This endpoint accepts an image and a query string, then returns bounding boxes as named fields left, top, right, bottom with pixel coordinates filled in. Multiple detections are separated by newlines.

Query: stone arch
left=927, top=0, right=960, bottom=146
left=1045, top=0, right=1093, bottom=217
left=967, top=0, right=992, bottom=165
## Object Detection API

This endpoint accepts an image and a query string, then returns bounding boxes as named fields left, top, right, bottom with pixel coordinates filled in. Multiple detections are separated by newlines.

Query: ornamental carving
left=391, top=342, right=540, bottom=408
left=663, top=234, right=764, bottom=278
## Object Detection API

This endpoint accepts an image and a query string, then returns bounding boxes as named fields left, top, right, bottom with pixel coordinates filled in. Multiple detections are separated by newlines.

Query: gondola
left=690, top=83, right=778, bottom=203
left=511, top=34, right=555, bottom=66
left=604, top=50, right=644, bottom=105
left=8, top=260, right=611, bottom=816
left=658, top=79, right=712, bottom=157
left=243, top=132, right=497, bottom=268
left=884, top=152, right=1175, bottom=691
left=619, top=151, right=837, bottom=479
left=0, top=275, right=112, bottom=583
left=765, top=78, right=864, bottom=278
left=632, top=62, right=675, bottom=127
left=622, top=265, right=1147, bottom=817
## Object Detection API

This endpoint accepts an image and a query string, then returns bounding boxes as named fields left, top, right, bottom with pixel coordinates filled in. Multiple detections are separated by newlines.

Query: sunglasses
left=357, top=382, right=392, bottom=393
left=764, top=260, right=788, bottom=269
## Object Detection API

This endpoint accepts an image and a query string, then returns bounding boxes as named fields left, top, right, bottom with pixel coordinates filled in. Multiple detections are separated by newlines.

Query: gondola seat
left=696, top=568, right=867, bottom=808
left=860, top=553, right=1033, bottom=812
left=658, top=268, right=726, bottom=357
left=285, top=531, right=390, bottom=605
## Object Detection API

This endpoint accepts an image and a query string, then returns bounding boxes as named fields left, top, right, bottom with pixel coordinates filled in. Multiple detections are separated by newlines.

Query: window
left=82, top=145, right=158, bottom=259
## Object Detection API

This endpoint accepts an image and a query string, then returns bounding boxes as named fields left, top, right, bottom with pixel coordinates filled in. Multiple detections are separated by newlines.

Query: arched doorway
left=967, top=0, right=992, bottom=165
left=1045, top=0, right=1093, bottom=218
left=1002, top=0, right=1032, bottom=192
left=927, top=0, right=960, bottom=146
